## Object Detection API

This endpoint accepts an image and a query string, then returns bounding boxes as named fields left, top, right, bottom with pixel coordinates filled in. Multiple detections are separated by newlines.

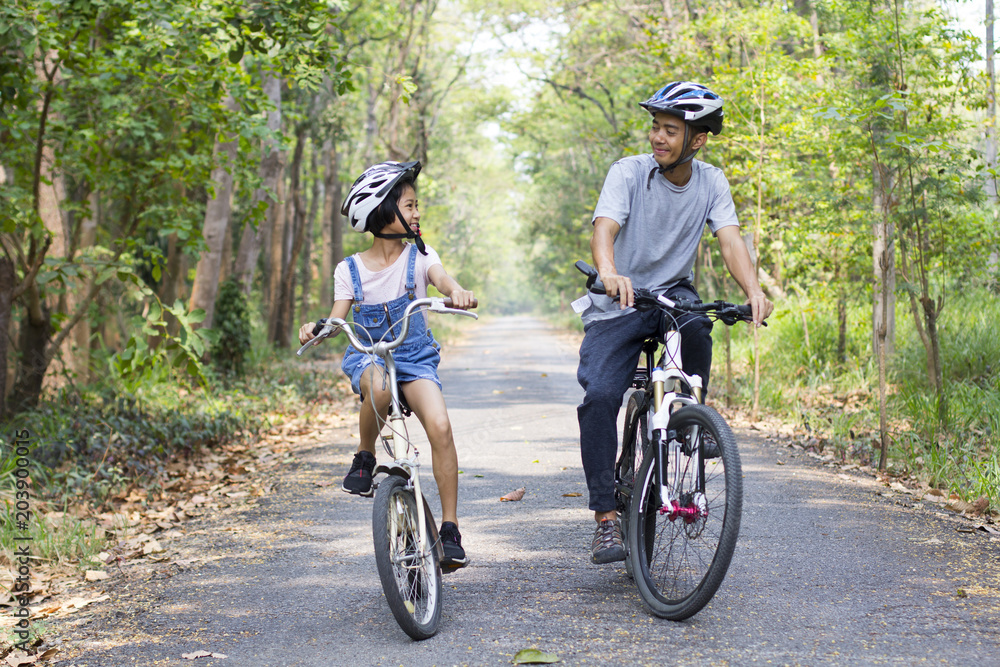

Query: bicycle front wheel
left=627, top=403, right=742, bottom=620
left=619, top=390, right=649, bottom=579
left=372, top=474, right=442, bottom=640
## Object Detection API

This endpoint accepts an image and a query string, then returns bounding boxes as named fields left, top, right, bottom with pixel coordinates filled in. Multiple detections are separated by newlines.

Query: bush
left=210, top=278, right=252, bottom=377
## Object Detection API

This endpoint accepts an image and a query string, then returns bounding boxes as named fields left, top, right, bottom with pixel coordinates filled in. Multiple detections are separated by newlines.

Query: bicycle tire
left=618, top=390, right=649, bottom=578
left=627, top=403, right=742, bottom=620
left=372, top=474, right=443, bottom=640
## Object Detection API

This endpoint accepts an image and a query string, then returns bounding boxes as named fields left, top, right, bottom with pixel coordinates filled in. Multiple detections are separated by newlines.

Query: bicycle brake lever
left=427, top=300, right=479, bottom=320
left=296, top=323, right=337, bottom=356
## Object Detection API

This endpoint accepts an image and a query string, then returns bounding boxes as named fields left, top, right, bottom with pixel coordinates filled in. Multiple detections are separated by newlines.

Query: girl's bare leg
left=400, top=379, right=459, bottom=525
left=357, top=365, right=393, bottom=455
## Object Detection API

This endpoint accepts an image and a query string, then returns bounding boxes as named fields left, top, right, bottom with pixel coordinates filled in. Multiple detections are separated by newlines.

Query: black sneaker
left=591, top=518, right=626, bottom=564
left=438, top=521, right=468, bottom=569
left=342, top=451, right=376, bottom=496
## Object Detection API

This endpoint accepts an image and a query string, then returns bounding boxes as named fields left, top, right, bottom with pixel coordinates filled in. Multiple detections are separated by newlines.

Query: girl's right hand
left=298, top=322, right=319, bottom=346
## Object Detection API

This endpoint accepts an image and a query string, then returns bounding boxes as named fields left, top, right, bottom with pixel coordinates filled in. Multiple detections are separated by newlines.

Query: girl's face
left=386, top=184, right=420, bottom=236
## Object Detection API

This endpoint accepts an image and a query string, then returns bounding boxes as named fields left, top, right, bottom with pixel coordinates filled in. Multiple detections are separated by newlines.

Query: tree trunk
left=190, top=96, right=240, bottom=329
left=68, top=189, right=99, bottom=382
left=987, top=0, right=997, bottom=203
left=363, top=81, right=379, bottom=165
left=299, top=147, right=320, bottom=322
left=920, top=295, right=947, bottom=426
left=270, top=125, right=307, bottom=347
left=872, top=160, right=895, bottom=359
left=0, top=258, right=14, bottom=417
left=9, top=286, right=51, bottom=414
left=319, top=139, right=334, bottom=307
left=321, top=139, right=344, bottom=305
left=873, top=158, right=895, bottom=471
left=234, top=74, right=284, bottom=295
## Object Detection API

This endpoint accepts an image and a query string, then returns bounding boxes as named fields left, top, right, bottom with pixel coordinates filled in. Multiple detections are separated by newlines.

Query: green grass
left=717, top=289, right=1000, bottom=507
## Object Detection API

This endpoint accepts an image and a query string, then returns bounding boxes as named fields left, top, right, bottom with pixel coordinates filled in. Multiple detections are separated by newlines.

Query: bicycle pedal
left=441, top=559, right=469, bottom=574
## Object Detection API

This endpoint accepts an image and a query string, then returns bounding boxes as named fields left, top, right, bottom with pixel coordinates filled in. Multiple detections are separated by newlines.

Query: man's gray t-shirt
left=582, top=154, right=740, bottom=323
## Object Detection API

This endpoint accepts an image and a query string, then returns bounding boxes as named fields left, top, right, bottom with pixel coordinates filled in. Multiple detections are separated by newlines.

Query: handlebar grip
left=574, top=260, right=606, bottom=294
left=442, top=297, right=478, bottom=309
left=312, top=318, right=328, bottom=336
left=575, top=260, right=597, bottom=278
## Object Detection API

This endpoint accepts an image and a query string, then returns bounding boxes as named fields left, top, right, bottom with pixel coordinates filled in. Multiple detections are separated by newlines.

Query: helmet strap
left=657, top=124, right=700, bottom=174
left=370, top=201, right=428, bottom=255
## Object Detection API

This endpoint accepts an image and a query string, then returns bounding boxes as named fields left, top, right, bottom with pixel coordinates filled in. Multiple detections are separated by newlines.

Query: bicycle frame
left=375, top=345, right=434, bottom=562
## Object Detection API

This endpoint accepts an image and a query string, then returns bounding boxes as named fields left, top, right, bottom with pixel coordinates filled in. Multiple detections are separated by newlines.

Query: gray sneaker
left=591, top=518, right=626, bottom=564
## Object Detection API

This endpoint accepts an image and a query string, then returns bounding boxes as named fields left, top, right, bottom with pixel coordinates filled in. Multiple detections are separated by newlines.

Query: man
left=577, top=81, right=774, bottom=564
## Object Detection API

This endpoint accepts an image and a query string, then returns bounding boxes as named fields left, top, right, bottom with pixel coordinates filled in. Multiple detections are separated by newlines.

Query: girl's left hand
left=450, top=289, right=475, bottom=310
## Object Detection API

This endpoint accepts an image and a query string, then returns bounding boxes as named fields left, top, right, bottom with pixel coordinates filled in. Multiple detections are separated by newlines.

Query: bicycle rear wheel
left=372, top=474, right=442, bottom=640
left=627, top=403, right=742, bottom=620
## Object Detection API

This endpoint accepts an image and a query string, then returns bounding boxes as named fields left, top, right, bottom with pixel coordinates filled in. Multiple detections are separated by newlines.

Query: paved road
left=64, top=315, right=1000, bottom=666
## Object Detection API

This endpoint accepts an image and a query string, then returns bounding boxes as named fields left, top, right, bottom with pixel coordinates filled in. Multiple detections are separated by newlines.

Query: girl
left=298, top=160, right=473, bottom=567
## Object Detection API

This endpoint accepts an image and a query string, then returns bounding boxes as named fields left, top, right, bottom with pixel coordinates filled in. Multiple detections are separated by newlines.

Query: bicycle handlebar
left=574, top=260, right=762, bottom=326
left=296, top=297, right=478, bottom=357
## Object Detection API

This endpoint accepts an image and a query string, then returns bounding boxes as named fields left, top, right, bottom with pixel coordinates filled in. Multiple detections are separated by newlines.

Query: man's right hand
left=600, top=272, right=634, bottom=309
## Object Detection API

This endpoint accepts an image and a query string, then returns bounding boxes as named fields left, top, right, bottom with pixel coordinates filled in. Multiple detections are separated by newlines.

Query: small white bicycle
left=297, top=296, right=477, bottom=640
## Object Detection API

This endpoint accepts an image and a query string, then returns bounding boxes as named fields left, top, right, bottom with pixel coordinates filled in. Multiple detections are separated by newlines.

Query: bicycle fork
left=647, top=332, right=708, bottom=524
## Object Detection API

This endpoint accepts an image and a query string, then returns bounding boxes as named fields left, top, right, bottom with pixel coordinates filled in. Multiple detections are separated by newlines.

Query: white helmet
left=341, top=160, right=421, bottom=233
left=639, top=81, right=724, bottom=135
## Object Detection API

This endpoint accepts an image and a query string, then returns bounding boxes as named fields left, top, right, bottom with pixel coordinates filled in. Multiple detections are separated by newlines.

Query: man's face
left=648, top=112, right=703, bottom=169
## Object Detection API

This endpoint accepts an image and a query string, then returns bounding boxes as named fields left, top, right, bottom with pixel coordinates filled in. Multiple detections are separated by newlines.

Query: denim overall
left=340, top=243, right=442, bottom=397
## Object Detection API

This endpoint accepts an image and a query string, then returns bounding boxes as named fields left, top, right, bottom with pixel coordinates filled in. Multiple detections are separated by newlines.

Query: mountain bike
left=576, top=260, right=761, bottom=620
left=297, top=296, right=477, bottom=640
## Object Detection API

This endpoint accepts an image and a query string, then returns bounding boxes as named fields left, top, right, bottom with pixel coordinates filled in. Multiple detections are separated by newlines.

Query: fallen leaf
left=947, top=499, right=976, bottom=514
left=561, top=492, right=582, bottom=497
left=143, top=539, right=165, bottom=555
left=501, top=487, right=526, bottom=502
left=85, top=570, right=109, bottom=582
left=513, top=648, right=561, bottom=664
left=4, top=650, right=36, bottom=666
left=776, top=460, right=785, bottom=465
left=314, top=480, right=333, bottom=487
left=181, top=650, right=230, bottom=660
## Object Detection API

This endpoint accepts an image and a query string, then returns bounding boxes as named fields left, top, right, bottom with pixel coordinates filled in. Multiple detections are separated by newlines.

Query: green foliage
left=720, top=289, right=999, bottom=505
left=210, top=279, right=252, bottom=377
left=111, top=299, right=215, bottom=393
left=0, top=0, right=350, bottom=413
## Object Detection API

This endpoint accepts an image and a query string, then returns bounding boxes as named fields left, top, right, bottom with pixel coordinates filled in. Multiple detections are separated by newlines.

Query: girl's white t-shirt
left=334, top=243, right=442, bottom=305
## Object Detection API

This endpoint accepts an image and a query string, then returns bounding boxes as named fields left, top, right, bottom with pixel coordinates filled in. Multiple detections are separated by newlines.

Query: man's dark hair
left=368, top=173, right=416, bottom=234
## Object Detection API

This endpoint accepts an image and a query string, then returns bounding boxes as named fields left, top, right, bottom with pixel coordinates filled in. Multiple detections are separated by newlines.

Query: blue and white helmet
left=639, top=82, right=724, bottom=135
left=341, top=160, right=421, bottom=233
